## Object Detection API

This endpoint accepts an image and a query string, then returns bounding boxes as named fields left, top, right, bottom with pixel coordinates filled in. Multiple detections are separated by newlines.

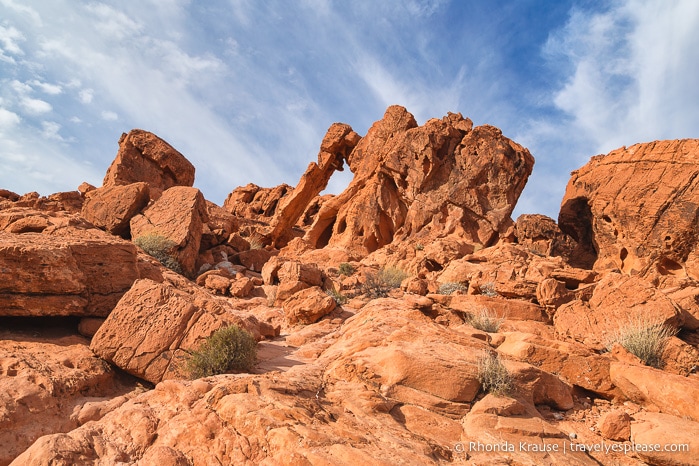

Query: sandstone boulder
left=223, top=183, right=291, bottom=222
left=597, top=409, right=631, bottom=441
left=630, top=412, right=699, bottom=466
left=515, top=213, right=577, bottom=260
left=304, top=106, right=534, bottom=258
left=90, top=279, right=267, bottom=384
left=103, top=129, right=195, bottom=199
left=80, top=182, right=150, bottom=237
left=609, top=362, right=699, bottom=421
left=130, top=186, right=208, bottom=276
left=0, top=229, right=139, bottom=317
left=283, top=286, right=336, bottom=325
left=559, top=138, right=699, bottom=277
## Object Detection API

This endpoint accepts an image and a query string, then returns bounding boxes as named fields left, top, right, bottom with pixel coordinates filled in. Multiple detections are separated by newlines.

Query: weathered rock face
left=0, top=229, right=139, bottom=317
left=130, top=186, right=209, bottom=276
left=0, top=324, right=141, bottom=466
left=515, top=214, right=577, bottom=260
left=559, top=139, right=699, bottom=277
left=90, top=278, right=268, bottom=384
left=223, top=183, right=292, bottom=222
left=103, top=129, right=195, bottom=199
left=80, top=182, right=150, bottom=238
left=304, top=106, right=534, bottom=258
left=554, top=272, right=684, bottom=350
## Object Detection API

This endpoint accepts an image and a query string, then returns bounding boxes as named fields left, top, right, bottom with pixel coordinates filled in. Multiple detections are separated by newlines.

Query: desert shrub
left=438, top=282, right=468, bottom=295
left=338, top=262, right=355, bottom=276
left=414, top=243, right=424, bottom=251
left=467, top=308, right=504, bottom=333
left=248, top=236, right=264, bottom=250
left=477, top=351, right=513, bottom=396
left=479, top=282, right=499, bottom=297
left=363, top=266, right=408, bottom=298
left=326, top=288, right=348, bottom=305
left=134, top=233, right=183, bottom=274
left=185, top=325, right=257, bottom=379
left=606, top=317, right=676, bottom=368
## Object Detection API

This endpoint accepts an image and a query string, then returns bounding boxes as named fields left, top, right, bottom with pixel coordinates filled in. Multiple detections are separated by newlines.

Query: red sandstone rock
left=554, top=272, right=684, bottom=350
left=80, top=182, right=150, bottom=237
left=630, top=412, right=699, bottom=466
left=268, top=123, right=360, bottom=247
left=515, top=213, right=578, bottom=260
left=610, top=362, right=699, bottom=421
left=597, top=409, right=631, bottom=441
left=130, top=186, right=209, bottom=276
left=559, top=138, right=699, bottom=277
left=283, top=286, right=336, bottom=325
left=0, top=229, right=139, bottom=317
left=223, top=183, right=291, bottom=222
left=103, top=129, right=195, bottom=199
left=304, top=106, right=533, bottom=258
left=90, top=278, right=267, bottom=384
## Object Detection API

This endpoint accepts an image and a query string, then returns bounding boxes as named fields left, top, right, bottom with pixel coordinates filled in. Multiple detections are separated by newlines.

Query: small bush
left=477, top=351, right=513, bottom=396
left=363, top=266, right=408, bottom=298
left=414, top=243, right=424, bottom=251
left=338, top=262, right=355, bottom=276
left=134, top=233, right=183, bottom=274
left=479, top=282, right=499, bottom=297
left=438, top=282, right=468, bottom=295
left=326, top=288, right=348, bottom=305
left=467, top=308, right=505, bottom=333
left=606, top=317, right=676, bottom=368
left=185, top=325, right=257, bottom=379
left=248, top=236, right=264, bottom=250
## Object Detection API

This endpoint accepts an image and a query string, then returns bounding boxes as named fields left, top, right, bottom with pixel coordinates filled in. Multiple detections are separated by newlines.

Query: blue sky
left=1, top=0, right=698, bottom=219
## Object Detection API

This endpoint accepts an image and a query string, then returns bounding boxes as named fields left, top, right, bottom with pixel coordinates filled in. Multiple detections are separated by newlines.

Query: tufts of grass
left=477, top=351, right=513, bottom=397
left=185, top=325, right=257, bottom=379
left=134, top=232, right=183, bottom=274
left=338, top=262, right=355, bottom=276
left=479, top=282, right=499, bottom=297
left=363, top=266, right=408, bottom=298
left=326, top=288, right=348, bottom=305
left=606, top=317, right=677, bottom=368
left=467, top=308, right=504, bottom=333
left=438, top=282, right=468, bottom=295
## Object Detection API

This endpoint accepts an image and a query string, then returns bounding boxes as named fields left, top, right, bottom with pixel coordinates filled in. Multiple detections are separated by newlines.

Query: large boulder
left=304, top=106, right=534, bottom=258
left=103, top=129, right=195, bottom=199
left=130, top=186, right=209, bottom=276
left=223, top=183, right=292, bottom=222
left=559, top=138, right=699, bottom=277
left=0, top=229, right=139, bottom=317
left=90, top=278, right=267, bottom=384
left=80, top=182, right=150, bottom=238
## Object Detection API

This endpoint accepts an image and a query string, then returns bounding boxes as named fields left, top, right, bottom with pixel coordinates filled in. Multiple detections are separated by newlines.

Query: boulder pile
left=2, top=109, right=698, bottom=466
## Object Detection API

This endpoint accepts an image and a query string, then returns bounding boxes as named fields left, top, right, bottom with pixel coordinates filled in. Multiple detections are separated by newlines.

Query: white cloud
left=78, top=88, right=94, bottom=104
left=0, top=107, right=20, bottom=129
left=41, top=120, right=63, bottom=140
left=20, top=97, right=52, bottom=115
left=30, top=80, right=62, bottom=95
left=545, top=0, right=699, bottom=153
left=0, top=24, right=24, bottom=54
left=100, top=110, right=118, bottom=121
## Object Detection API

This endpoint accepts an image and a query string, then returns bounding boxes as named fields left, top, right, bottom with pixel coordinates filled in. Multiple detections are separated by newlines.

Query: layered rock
left=130, top=186, right=208, bottom=276
left=223, top=183, right=291, bottom=222
left=304, top=106, right=534, bottom=258
left=559, top=138, right=699, bottom=277
left=90, top=278, right=269, bottom=384
left=0, top=229, right=139, bottom=317
left=103, top=129, right=195, bottom=199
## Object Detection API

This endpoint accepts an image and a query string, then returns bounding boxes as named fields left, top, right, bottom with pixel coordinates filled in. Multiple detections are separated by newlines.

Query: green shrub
left=606, top=317, right=676, bottom=368
left=438, top=282, right=468, bottom=295
left=363, top=266, right=408, bottom=298
left=185, top=325, right=257, bottom=379
left=467, top=308, right=504, bottom=333
left=326, top=288, right=348, bottom=305
left=134, top=233, right=183, bottom=274
left=477, top=351, right=513, bottom=396
left=338, top=262, right=355, bottom=276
